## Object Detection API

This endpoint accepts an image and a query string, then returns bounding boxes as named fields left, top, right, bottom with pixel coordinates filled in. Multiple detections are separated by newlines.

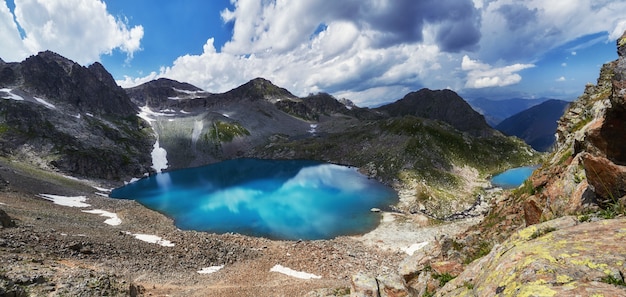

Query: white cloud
left=0, top=0, right=143, bottom=64
left=477, top=0, right=626, bottom=63
left=556, top=76, right=566, bottom=82
left=462, top=55, right=534, bottom=88
left=561, top=62, right=567, bottom=67
left=0, top=1, right=29, bottom=61
left=609, top=19, right=626, bottom=40
left=118, top=24, right=445, bottom=106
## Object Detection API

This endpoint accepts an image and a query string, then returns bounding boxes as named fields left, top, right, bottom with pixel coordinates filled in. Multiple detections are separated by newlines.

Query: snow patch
left=151, top=140, right=168, bottom=173
left=221, top=113, right=230, bottom=118
left=126, top=232, right=175, bottom=247
left=82, top=209, right=122, bottom=226
left=269, top=265, right=321, bottom=280
left=308, top=124, right=318, bottom=134
left=197, top=265, right=224, bottom=274
left=125, top=177, right=141, bottom=185
left=0, top=202, right=6, bottom=205
left=401, top=242, right=429, bottom=256
left=93, top=186, right=112, bottom=192
left=138, top=106, right=169, bottom=173
left=34, top=97, right=56, bottom=109
left=172, top=87, right=206, bottom=95
left=86, top=112, right=94, bottom=117
left=95, top=192, right=109, bottom=197
left=191, top=120, right=203, bottom=148
left=0, top=88, right=24, bottom=101
left=38, top=194, right=90, bottom=208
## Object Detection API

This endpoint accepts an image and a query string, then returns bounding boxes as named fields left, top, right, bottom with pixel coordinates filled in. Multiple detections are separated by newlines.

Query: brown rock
left=522, top=196, right=543, bottom=226
left=0, top=208, right=15, bottom=228
left=377, top=274, right=411, bottom=297
left=430, top=261, right=463, bottom=277
left=582, top=153, right=626, bottom=205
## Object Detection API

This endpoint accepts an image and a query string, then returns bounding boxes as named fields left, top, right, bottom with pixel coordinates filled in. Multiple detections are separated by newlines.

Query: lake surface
left=491, top=166, right=537, bottom=189
left=110, top=159, right=397, bottom=240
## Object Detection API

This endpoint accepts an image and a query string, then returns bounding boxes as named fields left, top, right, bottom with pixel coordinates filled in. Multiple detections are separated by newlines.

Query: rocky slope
left=0, top=51, right=153, bottom=180
left=433, top=31, right=626, bottom=297
left=342, top=31, right=626, bottom=297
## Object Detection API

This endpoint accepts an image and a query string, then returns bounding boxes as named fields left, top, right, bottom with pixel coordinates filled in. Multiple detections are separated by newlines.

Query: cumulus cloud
left=219, top=0, right=481, bottom=55
left=462, top=55, right=534, bottom=88
left=0, top=0, right=143, bottom=64
left=477, top=0, right=626, bottom=63
left=556, top=76, right=566, bottom=82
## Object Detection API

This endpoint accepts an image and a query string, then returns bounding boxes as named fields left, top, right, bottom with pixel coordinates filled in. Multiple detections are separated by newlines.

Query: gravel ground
left=0, top=159, right=479, bottom=296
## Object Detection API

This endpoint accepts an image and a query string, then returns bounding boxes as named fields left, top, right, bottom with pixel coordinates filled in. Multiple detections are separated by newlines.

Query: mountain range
left=0, top=50, right=539, bottom=218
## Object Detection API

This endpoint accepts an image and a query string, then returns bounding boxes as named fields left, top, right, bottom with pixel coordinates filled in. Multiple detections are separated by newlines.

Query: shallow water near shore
left=110, top=158, right=398, bottom=240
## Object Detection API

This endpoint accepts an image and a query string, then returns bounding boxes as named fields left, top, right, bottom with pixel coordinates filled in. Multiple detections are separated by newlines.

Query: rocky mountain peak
left=376, top=88, right=493, bottom=136
left=228, top=77, right=297, bottom=102
left=10, top=50, right=138, bottom=116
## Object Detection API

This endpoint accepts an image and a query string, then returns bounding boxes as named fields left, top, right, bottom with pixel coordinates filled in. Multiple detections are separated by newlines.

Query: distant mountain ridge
left=495, top=99, right=570, bottom=152
left=468, top=97, right=554, bottom=126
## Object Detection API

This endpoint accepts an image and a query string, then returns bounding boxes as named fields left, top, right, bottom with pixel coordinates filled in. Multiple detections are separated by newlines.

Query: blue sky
left=1, top=0, right=625, bottom=106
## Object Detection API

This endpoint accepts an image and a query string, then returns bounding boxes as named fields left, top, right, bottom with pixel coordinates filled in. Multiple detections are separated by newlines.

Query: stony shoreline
left=0, top=158, right=481, bottom=296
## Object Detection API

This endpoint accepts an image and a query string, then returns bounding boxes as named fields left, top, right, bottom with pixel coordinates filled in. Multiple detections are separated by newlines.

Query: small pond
left=110, top=158, right=398, bottom=240
left=491, top=165, right=538, bottom=189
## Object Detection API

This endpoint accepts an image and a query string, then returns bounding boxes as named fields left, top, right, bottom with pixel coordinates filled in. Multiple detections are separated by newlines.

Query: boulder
left=377, top=274, right=411, bottom=297
left=438, top=217, right=626, bottom=296
left=582, top=153, right=626, bottom=205
left=351, top=272, right=380, bottom=297
left=0, top=209, right=15, bottom=228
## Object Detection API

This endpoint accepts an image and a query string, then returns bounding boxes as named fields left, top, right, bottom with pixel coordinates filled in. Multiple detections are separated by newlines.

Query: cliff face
left=0, top=51, right=153, bottom=180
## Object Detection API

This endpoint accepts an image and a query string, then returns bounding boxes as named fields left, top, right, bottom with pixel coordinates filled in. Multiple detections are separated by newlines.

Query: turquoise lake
left=110, top=159, right=398, bottom=240
left=491, top=166, right=537, bottom=189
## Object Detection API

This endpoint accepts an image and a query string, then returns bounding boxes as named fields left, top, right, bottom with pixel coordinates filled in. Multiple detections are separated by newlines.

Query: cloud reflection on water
left=111, top=159, right=397, bottom=240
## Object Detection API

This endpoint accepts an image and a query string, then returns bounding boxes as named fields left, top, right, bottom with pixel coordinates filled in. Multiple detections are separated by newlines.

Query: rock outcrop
left=343, top=30, right=626, bottom=297
left=429, top=30, right=626, bottom=297
left=439, top=216, right=626, bottom=296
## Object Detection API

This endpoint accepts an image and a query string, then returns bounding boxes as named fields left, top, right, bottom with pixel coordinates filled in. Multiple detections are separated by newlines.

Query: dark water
left=491, top=166, right=537, bottom=189
left=110, top=159, right=398, bottom=240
